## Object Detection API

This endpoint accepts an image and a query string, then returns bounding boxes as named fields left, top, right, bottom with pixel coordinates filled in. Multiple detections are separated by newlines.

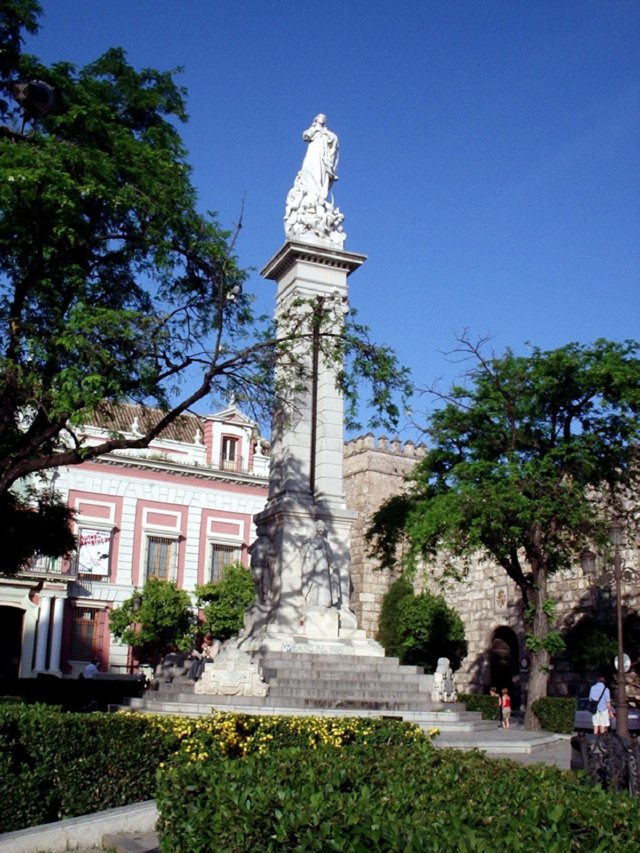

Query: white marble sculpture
left=194, top=641, right=269, bottom=697
left=302, top=521, right=340, bottom=607
left=284, top=114, right=346, bottom=247
left=249, top=524, right=275, bottom=605
left=431, top=657, right=457, bottom=703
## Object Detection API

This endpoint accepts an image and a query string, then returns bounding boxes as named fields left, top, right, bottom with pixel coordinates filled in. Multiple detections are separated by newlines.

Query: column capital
left=261, top=241, right=366, bottom=282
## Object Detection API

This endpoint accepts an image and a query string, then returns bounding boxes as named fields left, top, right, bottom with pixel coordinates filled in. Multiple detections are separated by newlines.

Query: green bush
left=377, top=575, right=414, bottom=659
left=531, top=696, right=577, bottom=734
left=0, top=706, right=424, bottom=832
left=109, top=579, right=194, bottom=665
left=0, top=695, right=25, bottom=705
left=459, top=692, right=502, bottom=721
left=0, top=705, right=178, bottom=832
left=195, top=563, right=256, bottom=640
left=156, top=741, right=640, bottom=852
left=377, top=576, right=467, bottom=672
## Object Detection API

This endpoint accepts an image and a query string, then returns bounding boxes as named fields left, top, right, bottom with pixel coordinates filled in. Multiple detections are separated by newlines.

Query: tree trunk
left=523, top=568, right=551, bottom=730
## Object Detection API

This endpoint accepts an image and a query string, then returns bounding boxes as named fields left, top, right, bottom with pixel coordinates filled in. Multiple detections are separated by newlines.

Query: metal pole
left=614, top=544, right=630, bottom=739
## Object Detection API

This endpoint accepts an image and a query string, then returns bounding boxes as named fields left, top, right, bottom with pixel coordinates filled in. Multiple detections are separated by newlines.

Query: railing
left=18, top=555, right=110, bottom=583
left=220, top=455, right=244, bottom=473
left=19, top=555, right=76, bottom=579
left=572, top=732, right=640, bottom=795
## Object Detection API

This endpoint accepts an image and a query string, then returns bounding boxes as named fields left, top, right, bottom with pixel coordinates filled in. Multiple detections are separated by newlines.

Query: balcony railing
left=220, top=455, right=244, bottom=473
left=18, top=554, right=76, bottom=580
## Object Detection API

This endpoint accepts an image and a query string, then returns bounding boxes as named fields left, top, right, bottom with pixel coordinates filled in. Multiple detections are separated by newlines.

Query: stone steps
left=115, top=695, right=497, bottom=734
left=115, top=651, right=488, bottom=731
left=269, top=675, right=428, bottom=690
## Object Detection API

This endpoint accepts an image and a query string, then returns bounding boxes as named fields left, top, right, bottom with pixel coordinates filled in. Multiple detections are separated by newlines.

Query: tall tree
left=367, top=335, right=640, bottom=728
left=0, top=6, right=410, bottom=570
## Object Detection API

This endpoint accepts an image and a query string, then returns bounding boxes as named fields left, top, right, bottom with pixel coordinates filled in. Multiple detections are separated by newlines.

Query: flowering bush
left=143, top=710, right=429, bottom=762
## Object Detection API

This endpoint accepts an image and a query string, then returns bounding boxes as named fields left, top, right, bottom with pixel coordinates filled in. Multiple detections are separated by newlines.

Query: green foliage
left=368, top=336, right=640, bottom=713
left=0, top=696, right=25, bottom=706
left=195, top=563, right=255, bottom=641
left=0, top=704, right=178, bottom=832
left=531, top=697, right=577, bottom=735
left=109, top=579, right=193, bottom=665
left=459, top=692, right=502, bottom=721
left=376, top=575, right=414, bottom=659
left=377, top=576, right=467, bottom=671
left=0, top=7, right=410, bottom=562
left=564, top=613, right=640, bottom=677
left=1, top=486, right=76, bottom=573
left=0, top=705, right=421, bottom=833
left=156, top=740, right=640, bottom=852
left=526, top=630, right=566, bottom=657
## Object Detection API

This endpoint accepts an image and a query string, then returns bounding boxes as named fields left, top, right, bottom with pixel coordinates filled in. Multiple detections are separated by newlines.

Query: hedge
left=531, top=696, right=577, bottom=734
left=0, top=704, right=177, bottom=831
left=459, top=692, right=501, bottom=721
left=460, top=694, right=577, bottom=734
left=0, top=706, right=425, bottom=832
left=156, top=741, right=640, bottom=852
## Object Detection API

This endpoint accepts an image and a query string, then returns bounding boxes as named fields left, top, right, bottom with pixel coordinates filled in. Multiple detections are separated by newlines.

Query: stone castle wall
left=345, top=437, right=640, bottom=701
left=343, top=435, right=425, bottom=637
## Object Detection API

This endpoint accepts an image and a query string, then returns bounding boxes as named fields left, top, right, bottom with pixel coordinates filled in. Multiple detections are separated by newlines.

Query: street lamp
left=130, top=592, right=143, bottom=674
left=581, top=524, right=637, bottom=740
left=608, top=521, right=630, bottom=740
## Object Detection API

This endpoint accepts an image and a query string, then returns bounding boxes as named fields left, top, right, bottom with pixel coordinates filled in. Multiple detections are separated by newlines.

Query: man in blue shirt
left=589, top=676, right=613, bottom=734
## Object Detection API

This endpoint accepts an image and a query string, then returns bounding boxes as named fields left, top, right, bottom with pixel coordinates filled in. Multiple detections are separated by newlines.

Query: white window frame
left=144, top=533, right=180, bottom=581
left=220, top=436, right=240, bottom=471
left=208, top=541, right=242, bottom=583
left=70, top=606, right=100, bottom=660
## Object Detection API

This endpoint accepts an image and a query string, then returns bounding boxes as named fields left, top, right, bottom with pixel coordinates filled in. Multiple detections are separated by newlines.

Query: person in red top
left=501, top=688, right=512, bottom=728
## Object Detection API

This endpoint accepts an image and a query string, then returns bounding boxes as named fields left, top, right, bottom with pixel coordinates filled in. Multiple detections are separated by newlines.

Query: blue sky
left=25, top=1, right=640, bottom=439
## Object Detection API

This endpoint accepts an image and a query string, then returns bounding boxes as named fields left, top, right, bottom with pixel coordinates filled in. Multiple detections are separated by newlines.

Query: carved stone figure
left=284, top=114, right=346, bottom=247
left=302, top=521, right=340, bottom=607
left=300, top=113, right=339, bottom=201
left=249, top=525, right=274, bottom=604
left=431, top=657, right=457, bottom=703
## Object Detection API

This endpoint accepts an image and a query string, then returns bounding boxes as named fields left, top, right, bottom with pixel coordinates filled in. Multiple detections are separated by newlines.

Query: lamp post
left=581, top=523, right=636, bottom=740
left=130, top=592, right=143, bottom=674
left=609, top=521, right=630, bottom=740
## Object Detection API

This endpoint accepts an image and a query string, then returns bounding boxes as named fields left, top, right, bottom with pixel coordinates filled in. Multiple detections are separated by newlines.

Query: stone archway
left=490, top=626, right=521, bottom=708
left=0, top=606, right=24, bottom=678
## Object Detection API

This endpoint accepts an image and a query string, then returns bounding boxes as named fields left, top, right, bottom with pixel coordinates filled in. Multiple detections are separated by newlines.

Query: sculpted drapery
left=284, top=114, right=345, bottom=247
left=300, top=113, right=339, bottom=201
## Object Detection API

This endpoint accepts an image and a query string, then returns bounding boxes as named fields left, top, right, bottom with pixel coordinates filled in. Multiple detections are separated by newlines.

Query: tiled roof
left=89, top=402, right=203, bottom=444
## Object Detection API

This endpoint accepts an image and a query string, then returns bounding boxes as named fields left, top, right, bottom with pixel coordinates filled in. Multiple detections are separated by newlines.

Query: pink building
left=1, top=403, right=268, bottom=677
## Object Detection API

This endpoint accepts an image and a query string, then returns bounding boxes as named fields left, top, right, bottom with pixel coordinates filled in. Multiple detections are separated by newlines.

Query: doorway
left=490, top=626, right=520, bottom=708
left=0, top=606, right=24, bottom=678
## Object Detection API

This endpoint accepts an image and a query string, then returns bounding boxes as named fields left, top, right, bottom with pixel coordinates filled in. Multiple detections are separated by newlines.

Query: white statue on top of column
left=301, top=113, right=339, bottom=200
left=285, top=114, right=346, bottom=248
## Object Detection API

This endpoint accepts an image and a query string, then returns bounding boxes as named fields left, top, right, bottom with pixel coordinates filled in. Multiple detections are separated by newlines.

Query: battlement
left=344, top=433, right=427, bottom=459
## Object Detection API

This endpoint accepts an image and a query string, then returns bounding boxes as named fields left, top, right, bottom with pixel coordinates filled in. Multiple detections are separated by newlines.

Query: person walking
left=489, top=686, right=502, bottom=727
left=589, top=676, right=613, bottom=735
left=500, top=688, right=512, bottom=728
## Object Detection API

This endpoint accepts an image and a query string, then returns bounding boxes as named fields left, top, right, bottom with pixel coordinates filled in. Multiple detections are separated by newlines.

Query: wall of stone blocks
left=345, top=437, right=640, bottom=701
left=343, top=435, right=424, bottom=637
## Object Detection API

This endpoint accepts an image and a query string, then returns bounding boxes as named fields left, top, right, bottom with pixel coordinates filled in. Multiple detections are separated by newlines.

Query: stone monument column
left=237, top=115, right=384, bottom=657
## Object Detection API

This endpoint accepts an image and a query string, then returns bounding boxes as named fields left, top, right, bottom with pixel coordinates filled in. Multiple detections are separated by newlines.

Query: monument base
left=194, top=643, right=269, bottom=697
left=237, top=601, right=384, bottom=658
